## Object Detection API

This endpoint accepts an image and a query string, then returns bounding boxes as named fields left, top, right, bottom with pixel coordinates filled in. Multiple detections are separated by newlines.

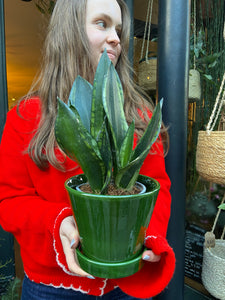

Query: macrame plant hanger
left=138, top=0, right=157, bottom=91
left=189, top=0, right=201, bottom=102
left=206, top=72, right=225, bottom=134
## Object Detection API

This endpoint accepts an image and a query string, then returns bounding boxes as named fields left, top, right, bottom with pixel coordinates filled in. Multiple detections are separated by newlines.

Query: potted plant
left=189, top=29, right=223, bottom=84
left=54, top=50, right=163, bottom=279
left=189, top=28, right=223, bottom=102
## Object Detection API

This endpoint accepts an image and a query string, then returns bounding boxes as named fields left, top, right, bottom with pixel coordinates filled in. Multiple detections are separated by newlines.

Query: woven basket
left=202, top=197, right=225, bottom=300
left=188, top=69, right=201, bottom=102
left=196, top=131, right=225, bottom=185
left=196, top=72, right=225, bottom=184
left=138, top=57, right=157, bottom=90
left=202, top=239, right=225, bottom=299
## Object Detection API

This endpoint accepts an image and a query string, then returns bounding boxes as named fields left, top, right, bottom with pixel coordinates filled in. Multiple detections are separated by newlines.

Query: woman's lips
left=106, top=50, right=116, bottom=61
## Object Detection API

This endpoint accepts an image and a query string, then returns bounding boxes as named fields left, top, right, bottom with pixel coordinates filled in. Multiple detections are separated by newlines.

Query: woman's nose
left=107, top=28, right=120, bottom=45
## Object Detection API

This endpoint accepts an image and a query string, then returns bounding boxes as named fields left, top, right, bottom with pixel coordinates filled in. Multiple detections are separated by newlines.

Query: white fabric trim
left=99, top=279, right=108, bottom=296
left=145, top=235, right=157, bottom=241
left=25, top=272, right=90, bottom=294
left=53, top=207, right=76, bottom=276
left=52, top=207, right=108, bottom=296
left=40, top=281, right=90, bottom=294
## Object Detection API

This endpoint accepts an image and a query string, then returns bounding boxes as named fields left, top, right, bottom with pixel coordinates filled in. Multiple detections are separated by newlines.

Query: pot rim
left=65, top=174, right=160, bottom=199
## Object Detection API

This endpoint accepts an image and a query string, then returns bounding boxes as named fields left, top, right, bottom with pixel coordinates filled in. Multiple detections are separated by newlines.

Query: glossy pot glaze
left=65, top=174, right=160, bottom=278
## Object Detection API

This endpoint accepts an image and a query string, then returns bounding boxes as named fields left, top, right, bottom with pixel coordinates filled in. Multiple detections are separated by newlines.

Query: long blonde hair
left=25, top=0, right=167, bottom=170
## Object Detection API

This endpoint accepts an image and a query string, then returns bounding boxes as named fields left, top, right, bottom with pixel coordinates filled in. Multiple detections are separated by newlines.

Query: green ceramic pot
left=65, top=174, right=160, bottom=278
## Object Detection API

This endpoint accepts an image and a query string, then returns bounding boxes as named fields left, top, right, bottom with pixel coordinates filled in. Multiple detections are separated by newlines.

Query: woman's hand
left=59, top=216, right=94, bottom=278
left=60, top=216, right=160, bottom=278
left=142, top=249, right=161, bottom=263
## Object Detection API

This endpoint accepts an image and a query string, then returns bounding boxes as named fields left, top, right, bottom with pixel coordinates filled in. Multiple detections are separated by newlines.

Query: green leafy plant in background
left=1, top=278, right=22, bottom=300
left=189, top=28, right=224, bottom=84
left=219, top=204, right=225, bottom=210
left=0, top=238, right=22, bottom=300
left=55, top=50, right=162, bottom=194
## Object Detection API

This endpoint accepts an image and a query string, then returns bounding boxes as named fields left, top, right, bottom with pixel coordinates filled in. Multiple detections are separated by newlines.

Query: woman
left=0, top=0, right=175, bottom=299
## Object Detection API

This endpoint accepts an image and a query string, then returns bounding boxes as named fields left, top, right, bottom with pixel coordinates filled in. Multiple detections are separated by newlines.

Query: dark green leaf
left=115, top=99, right=163, bottom=189
left=132, top=99, right=163, bottom=161
left=91, top=50, right=111, bottom=140
left=119, top=120, right=135, bottom=168
left=68, top=76, right=93, bottom=132
left=115, top=156, right=144, bottom=190
left=96, top=121, right=113, bottom=193
left=102, top=63, right=128, bottom=150
left=55, top=98, right=106, bottom=192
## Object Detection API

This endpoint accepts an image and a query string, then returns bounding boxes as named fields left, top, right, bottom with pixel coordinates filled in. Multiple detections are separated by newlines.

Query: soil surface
left=80, top=183, right=141, bottom=195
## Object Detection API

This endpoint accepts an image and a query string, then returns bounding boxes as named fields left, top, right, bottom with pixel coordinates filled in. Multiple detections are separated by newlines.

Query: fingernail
left=87, top=275, right=95, bottom=279
left=143, top=255, right=150, bottom=261
left=70, top=239, right=76, bottom=248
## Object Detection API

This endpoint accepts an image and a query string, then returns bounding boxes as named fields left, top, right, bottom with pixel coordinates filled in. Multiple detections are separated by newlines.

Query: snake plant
left=55, top=50, right=163, bottom=194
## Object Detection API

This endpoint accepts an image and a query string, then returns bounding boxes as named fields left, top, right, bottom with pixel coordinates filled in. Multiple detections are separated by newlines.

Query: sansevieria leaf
left=68, top=76, right=93, bottom=132
left=131, top=99, right=163, bottom=161
left=55, top=98, right=106, bottom=192
left=91, top=49, right=111, bottom=140
left=115, top=157, right=144, bottom=190
left=115, top=99, right=163, bottom=189
left=119, top=120, right=135, bottom=168
left=96, top=121, right=113, bottom=193
left=55, top=51, right=163, bottom=194
left=102, top=63, right=128, bottom=151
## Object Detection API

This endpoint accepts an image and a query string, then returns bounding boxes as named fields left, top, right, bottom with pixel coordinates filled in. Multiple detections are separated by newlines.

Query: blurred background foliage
left=186, top=0, right=225, bottom=229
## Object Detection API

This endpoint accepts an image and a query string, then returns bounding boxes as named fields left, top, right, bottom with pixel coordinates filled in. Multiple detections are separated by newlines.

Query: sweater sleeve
left=115, top=138, right=175, bottom=298
left=141, top=139, right=171, bottom=238
left=0, top=102, right=69, bottom=272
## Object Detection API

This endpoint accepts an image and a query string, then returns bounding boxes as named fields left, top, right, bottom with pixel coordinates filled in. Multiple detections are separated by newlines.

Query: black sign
left=185, top=223, right=206, bottom=283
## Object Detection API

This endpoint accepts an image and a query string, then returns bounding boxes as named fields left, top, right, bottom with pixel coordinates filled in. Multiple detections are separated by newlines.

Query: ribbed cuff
left=115, top=235, right=175, bottom=299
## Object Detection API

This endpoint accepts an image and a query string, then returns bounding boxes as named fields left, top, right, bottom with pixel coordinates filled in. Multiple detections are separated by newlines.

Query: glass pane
left=186, top=0, right=225, bottom=298
left=4, top=0, right=46, bottom=109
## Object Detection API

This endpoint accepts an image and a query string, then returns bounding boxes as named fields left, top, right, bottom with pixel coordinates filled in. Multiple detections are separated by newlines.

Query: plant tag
left=204, top=231, right=215, bottom=248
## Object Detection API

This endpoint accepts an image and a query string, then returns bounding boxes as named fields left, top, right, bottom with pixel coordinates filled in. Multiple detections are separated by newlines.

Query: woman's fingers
left=59, top=216, right=95, bottom=278
left=61, top=234, right=93, bottom=277
left=142, top=250, right=161, bottom=263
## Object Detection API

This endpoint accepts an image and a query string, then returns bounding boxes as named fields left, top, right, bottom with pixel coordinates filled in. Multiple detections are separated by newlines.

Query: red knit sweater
left=0, top=97, right=175, bottom=298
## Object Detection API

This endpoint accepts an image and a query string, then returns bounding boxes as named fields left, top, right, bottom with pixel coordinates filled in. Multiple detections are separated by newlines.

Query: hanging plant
left=188, top=0, right=201, bottom=102
left=189, top=28, right=223, bottom=85
left=138, top=0, right=157, bottom=91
